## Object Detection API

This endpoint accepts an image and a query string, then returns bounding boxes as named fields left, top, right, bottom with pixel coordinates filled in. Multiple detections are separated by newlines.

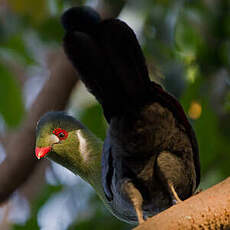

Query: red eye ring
left=53, top=128, right=68, bottom=140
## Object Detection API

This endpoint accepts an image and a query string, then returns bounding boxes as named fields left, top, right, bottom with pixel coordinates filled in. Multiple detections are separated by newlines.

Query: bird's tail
left=62, top=7, right=151, bottom=121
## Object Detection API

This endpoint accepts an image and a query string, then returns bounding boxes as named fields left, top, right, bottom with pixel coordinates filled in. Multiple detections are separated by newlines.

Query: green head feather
left=35, top=111, right=103, bottom=188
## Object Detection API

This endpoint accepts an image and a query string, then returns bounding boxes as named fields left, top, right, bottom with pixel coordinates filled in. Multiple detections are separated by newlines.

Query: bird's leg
left=169, top=183, right=182, bottom=204
left=121, top=180, right=144, bottom=224
left=156, top=151, right=191, bottom=205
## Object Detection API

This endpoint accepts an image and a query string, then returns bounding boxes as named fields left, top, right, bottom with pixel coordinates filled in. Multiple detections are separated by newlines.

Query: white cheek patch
left=48, top=134, right=60, bottom=144
left=76, top=130, right=89, bottom=161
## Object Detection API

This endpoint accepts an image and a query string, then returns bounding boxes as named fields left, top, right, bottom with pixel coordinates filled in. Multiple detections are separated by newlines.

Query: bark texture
left=134, top=177, right=230, bottom=230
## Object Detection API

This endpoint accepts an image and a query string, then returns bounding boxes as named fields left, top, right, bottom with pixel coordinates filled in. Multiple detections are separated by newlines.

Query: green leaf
left=224, top=90, right=230, bottom=113
left=36, top=17, right=64, bottom=43
left=0, top=63, right=25, bottom=127
left=79, top=104, right=107, bottom=140
left=175, top=14, right=204, bottom=62
left=180, top=76, right=230, bottom=182
left=0, top=34, right=35, bottom=65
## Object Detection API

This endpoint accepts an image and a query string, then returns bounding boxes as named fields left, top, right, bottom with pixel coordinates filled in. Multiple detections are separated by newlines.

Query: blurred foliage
left=8, top=0, right=48, bottom=22
left=69, top=192, right=129, bottom=230
left=80, top=104, right=107, bottom=140
left=0, top=0, right=230, bottom=229
left=13, top=185, right=63, bottom=230
left=1, top=34, right=35, bottom=65
left=0, top=62, right=24, bottom=127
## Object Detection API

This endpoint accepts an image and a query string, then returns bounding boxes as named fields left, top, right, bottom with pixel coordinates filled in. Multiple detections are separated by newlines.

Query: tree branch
left=134, top=177, right=230, bottom=230
left=0, top=0, right=126, bottom=207
left=0, top=49, right=78, bottom=203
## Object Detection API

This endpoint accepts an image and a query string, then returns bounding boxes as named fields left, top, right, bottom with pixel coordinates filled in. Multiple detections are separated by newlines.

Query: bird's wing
left=149, top=82, right=200, bottom=188
left=102, top=136, right=114, bottom=201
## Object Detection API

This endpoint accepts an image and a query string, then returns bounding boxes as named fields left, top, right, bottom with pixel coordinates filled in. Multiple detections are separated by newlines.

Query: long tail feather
left=63, top=31, right=126, bottom=121
left=62, top=7, right=151, bottom=120
left=93, top=19, right=151, bottom=102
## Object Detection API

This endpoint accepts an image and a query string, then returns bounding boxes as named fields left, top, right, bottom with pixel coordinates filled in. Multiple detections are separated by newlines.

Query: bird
left=35, top=6, right=200, bottom=225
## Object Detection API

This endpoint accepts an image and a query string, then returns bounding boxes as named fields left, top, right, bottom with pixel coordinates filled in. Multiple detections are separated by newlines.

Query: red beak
left=35, top=146, right=52, bottom=159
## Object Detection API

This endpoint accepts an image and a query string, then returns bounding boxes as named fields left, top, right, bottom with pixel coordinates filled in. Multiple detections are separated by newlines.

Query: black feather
left=93, top=19, right=151, bottom=108
left=61, top=6, right=200, bottom=223
left=63, top=31, right=127, bottom=121
left=61, top=6, right=101, bottom=33
left=63, top=17, right=152, bottom=120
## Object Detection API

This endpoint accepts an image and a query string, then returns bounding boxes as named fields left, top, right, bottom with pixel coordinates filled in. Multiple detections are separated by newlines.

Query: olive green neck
left=76, top=130, right=104, bottom=188
left=49, top=128, right=106, bottom=200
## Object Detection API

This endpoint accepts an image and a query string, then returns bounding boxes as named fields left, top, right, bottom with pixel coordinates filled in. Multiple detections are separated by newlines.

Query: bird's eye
left=53, top=128, right=68, bottom=140
left=58, top=132, right=65, bottom=138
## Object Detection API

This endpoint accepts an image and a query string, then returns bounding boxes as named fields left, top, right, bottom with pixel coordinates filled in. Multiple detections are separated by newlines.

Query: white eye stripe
left=76, top=130, right=88, bottom=161
left=48, top=134, right=60, bottom=144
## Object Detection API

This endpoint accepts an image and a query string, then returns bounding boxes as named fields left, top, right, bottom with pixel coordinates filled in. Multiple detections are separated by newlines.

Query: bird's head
left=35, top=111, right=96, bottom=178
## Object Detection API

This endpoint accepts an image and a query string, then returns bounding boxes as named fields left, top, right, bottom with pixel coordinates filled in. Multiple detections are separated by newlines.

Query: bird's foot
left=121, top=180, right=144, bottom=224
left=169, top=184, right=182, bottom=204
left=172, top=199, right=181, bottom=205
left=194, top=188, right=202, bottom=195
left=136, top=209, right=144, bottom=224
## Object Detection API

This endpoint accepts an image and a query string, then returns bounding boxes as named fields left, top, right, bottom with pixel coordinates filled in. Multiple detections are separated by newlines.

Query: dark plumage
left=61, top=6, right=101, bottom=32
left=61, top=6, right=200, bottom=224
